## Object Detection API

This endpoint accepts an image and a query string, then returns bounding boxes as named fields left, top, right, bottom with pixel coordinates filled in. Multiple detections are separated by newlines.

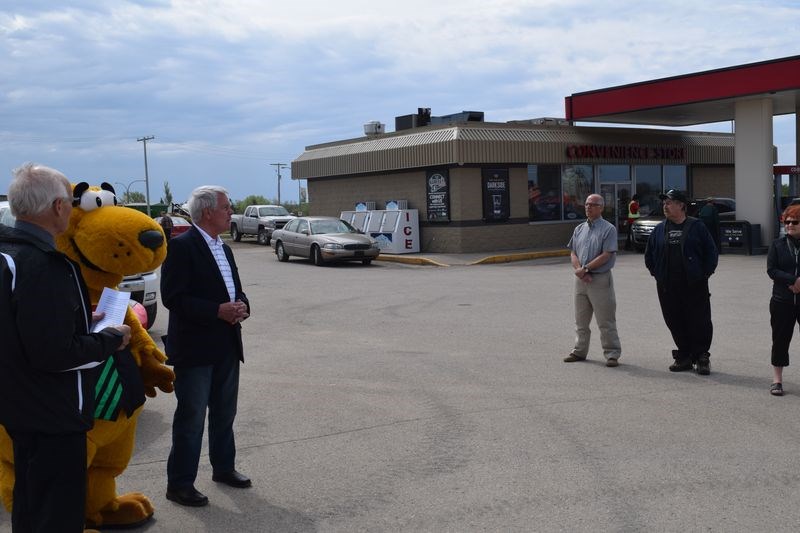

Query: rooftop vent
left=363, top=121, right=385, bottom=136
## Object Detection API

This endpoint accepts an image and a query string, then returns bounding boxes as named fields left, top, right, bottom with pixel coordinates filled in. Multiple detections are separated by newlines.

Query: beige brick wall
left=692, top=166, right=735, bottom=199
left=308, top=171, right=427, bottom=216
left=423, top=221, right=579, bottom=253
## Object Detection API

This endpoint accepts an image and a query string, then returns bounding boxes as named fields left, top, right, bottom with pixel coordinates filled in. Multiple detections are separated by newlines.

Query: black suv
left=630, top=197, right=735, bottom=252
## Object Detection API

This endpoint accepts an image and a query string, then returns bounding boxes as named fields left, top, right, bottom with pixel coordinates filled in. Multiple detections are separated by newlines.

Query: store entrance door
left=599, top=183, right=633, bottom=240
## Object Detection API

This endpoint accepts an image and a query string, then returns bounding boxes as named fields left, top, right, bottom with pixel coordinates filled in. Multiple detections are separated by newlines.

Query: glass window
left=562, top=165, right=593, bottom=220
left=664, top=165, right=687, bottom=192
left=528, top=165, right=561, bottom=221
left=598, top=164, right=630, bottom=183
left=296, top=219, right=309, bottom=234
left=634, top=165, right=662, bottom=217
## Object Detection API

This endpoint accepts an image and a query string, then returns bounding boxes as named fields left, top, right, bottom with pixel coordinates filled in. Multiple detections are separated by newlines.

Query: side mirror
left=301, top=229, right=310, bottom=235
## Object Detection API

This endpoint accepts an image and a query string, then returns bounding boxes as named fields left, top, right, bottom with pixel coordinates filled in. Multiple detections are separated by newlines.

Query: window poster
left=482, top=169, right=509, bottom=221
left=426, top=170, right=450, bottom=222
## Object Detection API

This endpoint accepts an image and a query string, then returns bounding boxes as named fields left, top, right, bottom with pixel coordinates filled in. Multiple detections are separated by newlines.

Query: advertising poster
left=426, top=170, right=450, bottom=222
left=482, top=169, right=509, bottom=221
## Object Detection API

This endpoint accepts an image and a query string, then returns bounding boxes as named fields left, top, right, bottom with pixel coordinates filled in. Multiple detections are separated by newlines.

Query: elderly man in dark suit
left=161, top=185, right=251, bottom=507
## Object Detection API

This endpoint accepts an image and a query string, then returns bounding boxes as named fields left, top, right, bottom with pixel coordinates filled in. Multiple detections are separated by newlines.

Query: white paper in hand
left=92, top=287, right=130, bottom=332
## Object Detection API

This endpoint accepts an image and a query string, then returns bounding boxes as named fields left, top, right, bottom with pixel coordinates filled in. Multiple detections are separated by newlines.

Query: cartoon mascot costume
left=0, top=182, right=175, bottom=529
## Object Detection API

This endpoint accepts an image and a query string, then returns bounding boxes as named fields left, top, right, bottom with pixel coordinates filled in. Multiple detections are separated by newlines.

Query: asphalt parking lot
left=3, top=243, right=797, bottom=532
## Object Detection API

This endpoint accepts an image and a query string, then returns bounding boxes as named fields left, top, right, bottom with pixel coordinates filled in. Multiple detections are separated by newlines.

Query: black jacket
left=645, top=216, right=719, bottom=284
left=0, top=224, right=124, bottom=433
left=767, top=235, right=800, bottom=304
left=161, top=227, right=249, bottom=367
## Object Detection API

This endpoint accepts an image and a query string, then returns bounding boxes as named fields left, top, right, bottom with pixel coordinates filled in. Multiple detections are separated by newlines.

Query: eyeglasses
left=584, top=203, right=602, bottom=208
left=784, top=220, right=800, bottom=226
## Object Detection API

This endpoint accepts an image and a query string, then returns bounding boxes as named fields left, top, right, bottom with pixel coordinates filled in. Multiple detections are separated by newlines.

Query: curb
left=467, top=249, right=571, bottom=265
left=375, top=255, right=450, bottom=267
left=376, top=249, right=570, bottom=267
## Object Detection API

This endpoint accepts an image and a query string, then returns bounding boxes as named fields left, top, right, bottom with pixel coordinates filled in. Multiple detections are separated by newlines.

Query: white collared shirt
left=195, top=226, right=236, bottom=302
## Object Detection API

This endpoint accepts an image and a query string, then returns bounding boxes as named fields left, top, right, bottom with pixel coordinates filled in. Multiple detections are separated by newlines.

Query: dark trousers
left=167, top=354, right=240, bottom=488
left=770, top=299, right=800, bottom=367
left=9, top=430, right=87, bottom=533
left=657, top=278, right=713, bottom=361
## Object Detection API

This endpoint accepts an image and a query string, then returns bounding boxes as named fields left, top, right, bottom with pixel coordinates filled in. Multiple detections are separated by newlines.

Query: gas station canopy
left=565, top=55, right=800, bottom=127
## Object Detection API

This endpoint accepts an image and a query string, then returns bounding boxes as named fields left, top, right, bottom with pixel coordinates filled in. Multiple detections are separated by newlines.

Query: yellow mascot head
left=56, top=182, right=167, bottom=295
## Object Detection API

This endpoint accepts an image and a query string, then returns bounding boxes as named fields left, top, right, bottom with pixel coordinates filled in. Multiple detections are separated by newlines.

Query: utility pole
left=270, top=163, right=289, bottom=205
left=137, top=135, right=155, bottom=216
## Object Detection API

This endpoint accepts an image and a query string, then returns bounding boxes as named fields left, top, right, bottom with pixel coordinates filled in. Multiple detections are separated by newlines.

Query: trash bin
left=719, top=221, right=762, bottom=255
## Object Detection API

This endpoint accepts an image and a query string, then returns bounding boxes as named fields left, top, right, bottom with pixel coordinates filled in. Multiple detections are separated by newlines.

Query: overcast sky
left=1, top=0, right=798, bottom=205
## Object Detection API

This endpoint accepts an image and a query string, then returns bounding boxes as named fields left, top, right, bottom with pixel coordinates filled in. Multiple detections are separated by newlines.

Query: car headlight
left=322, top=243, right=343, bottom=250
left=370, top=241, right=380, bottom=249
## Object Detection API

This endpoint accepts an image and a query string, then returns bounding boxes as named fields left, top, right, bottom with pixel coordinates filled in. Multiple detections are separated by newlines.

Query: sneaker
left=669, top=359, right=694, bottom=372
left=771, top=382, right=784, bottom=396
left=563, top=354, right=587, bottom=363
left=696, top=358, right=710, bottom=376
left=605, top=358, right=619, bottom=367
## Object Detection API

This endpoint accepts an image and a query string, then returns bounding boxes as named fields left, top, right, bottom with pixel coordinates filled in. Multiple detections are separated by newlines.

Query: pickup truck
left=229, top=205, right=296, bottom=245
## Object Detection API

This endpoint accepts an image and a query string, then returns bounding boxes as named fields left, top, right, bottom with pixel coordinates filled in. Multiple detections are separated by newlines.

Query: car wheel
left=276, top=242, right=289, bottom=262
left=145, top=303, right=157, bottom=330
left=311, top=245, right=324, bottom=266
left=362, top=259, right=372, bottom=265
left=257, top=228, right=269, bottom=246
left=231, top=224, right=242, bottom=242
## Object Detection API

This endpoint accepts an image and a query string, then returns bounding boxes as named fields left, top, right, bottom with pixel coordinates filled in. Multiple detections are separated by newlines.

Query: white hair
left=587, top=193, right=604, bottom=207
left=8, top=163, right=71, bottom=217
left=187, top=185, right=229, bottom=221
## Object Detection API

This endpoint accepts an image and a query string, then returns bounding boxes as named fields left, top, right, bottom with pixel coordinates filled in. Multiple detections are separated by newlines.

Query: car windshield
left=310, top=219, right=356, bottom=235
left=259, top=206, right=290, bottom=216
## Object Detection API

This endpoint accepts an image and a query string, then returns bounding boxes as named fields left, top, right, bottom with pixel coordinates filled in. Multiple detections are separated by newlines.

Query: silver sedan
left=271, top=216, right=381, bottom=265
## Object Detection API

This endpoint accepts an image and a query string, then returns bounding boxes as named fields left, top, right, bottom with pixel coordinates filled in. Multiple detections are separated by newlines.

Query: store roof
left=292, top=123, right=733, bottom=179
left=565, top=55, right=800, bottom=126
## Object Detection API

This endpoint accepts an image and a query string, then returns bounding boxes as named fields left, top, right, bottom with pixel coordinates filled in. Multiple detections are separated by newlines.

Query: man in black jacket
left=162, top=185, right=251, bottom=507
left=645, top=189, right=718, bottom=375
left=0, top=163, right=131, bottom=533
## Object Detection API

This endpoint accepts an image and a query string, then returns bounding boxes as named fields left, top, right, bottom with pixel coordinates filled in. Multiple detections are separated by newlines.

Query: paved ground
left=2, top=245, right=796, bottom=532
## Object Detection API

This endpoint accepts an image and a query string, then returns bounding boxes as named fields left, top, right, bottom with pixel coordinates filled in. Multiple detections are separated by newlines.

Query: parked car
left=271, top=216, right=381, bottom=265
left=0, top=201, right=9, bottom=225
left=1, top=203, right=160, bottom=328
left=155, top=215, right=192, bottom=238
left=630, top=197, right=735, bottom=252
left=230, top=204, right=296, bottom=245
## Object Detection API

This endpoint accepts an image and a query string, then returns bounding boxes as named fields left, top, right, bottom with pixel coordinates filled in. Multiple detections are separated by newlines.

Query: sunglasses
left=784, top=220, right=800, bottom=226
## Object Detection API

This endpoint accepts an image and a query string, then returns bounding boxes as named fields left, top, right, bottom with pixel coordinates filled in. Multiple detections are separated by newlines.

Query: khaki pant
left=572, top=271, right=621, bottom=360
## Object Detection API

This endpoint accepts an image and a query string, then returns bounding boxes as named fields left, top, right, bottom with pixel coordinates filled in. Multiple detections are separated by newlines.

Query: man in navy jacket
left=645, top=189, right=719, bottom=375
left=162, top=185, right=251, bottom=507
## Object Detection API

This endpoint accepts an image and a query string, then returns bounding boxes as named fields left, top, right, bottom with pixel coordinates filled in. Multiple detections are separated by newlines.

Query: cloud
left=0, top=0, right=797, bottom=202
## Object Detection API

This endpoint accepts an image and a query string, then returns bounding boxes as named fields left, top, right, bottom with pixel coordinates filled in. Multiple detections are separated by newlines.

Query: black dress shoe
left=166, top=485, right=209, bottom=507
left=212, top=470, right=252, bottom=488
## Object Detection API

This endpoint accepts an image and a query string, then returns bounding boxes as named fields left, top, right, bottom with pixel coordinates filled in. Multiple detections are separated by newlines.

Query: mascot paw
left=142, top=360, right=175, bottom=396
left=87, top=492, right=154, bottom=529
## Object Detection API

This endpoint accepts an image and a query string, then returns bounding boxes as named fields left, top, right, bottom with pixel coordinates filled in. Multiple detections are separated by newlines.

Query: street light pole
left=270, top=163, right=289, bottom=205
left=137, top=135, right=155, bottom=216
left=115, top=179, right=146, bottom=203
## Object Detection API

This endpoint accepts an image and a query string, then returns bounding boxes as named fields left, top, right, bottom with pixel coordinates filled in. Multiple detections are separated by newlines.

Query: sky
left=1, top=0, right=798, bottom=205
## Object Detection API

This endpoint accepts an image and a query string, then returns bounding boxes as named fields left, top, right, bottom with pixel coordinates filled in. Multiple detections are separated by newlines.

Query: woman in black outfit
left=767, top=204, right=800, bottom=396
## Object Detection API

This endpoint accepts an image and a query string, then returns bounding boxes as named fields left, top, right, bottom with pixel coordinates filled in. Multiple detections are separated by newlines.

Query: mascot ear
left=73, top=182, right=90, bottom=205
left=100, top=182, right=116, bottom=195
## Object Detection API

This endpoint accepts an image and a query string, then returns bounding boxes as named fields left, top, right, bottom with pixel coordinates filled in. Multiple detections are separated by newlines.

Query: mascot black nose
left=139, top=230, right=165, bottom=251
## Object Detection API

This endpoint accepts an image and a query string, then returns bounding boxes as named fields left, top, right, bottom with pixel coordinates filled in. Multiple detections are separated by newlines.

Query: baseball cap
left=658, top=189, right=688, bottom=204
